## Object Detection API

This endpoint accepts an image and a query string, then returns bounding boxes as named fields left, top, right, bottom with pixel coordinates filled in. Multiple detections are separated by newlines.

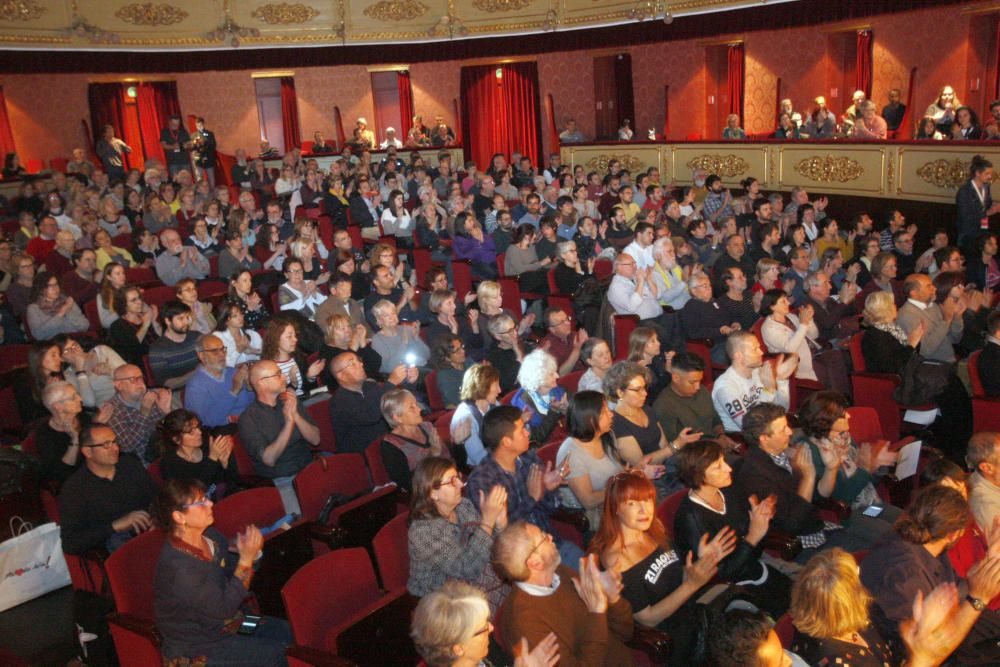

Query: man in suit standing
left=956, top=156, right=1000, bottom=250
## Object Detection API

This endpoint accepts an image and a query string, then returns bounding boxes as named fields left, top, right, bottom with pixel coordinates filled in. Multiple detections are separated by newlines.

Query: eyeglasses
left=256, top=372, right=284, bottom=381
left=181, top=497, right=212, bottom=510
left=182, top=424, right=202, bottom=435
left=473, top=620, right=494, bottom=637
left=624, top=384, right=648, bottom=394
left=548, top=319, right=570, bottom=329
left=201, top=347, right=227, bottom=354
left=433, top=473, right=464, bottom=489
left=83, top=438, right=118, bottom=449
left=116, top=375, right=145, bottom=384
left=523, top=533, right=550, bottom=567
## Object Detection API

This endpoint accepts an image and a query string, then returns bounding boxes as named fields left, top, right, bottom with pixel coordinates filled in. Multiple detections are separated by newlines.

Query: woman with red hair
left=590, top=470, right=733, bottom=665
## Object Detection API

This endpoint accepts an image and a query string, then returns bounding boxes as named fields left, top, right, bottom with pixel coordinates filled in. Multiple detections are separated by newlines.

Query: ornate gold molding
left=251, top=3, right=320, bottom=25
left=584, top=154, right=644, bottom=174
left=363, top=0, right=429, bottom=21
left=685, top=154, right=749, bottom=178
left=115, top=3, right=188, bottom=26
left=0, top=0, right=45, bottom=21
left=886, top=153, right=895, bottom=194
left=473, top=0, right=532, bottom=11
left=793, top=156, right=864, bottom=183
left=916, top=158, right=974, bottom=190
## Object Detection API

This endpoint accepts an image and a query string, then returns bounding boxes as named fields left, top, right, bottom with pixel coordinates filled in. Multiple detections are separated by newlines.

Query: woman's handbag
left=892, top=353, right=953, bottom=405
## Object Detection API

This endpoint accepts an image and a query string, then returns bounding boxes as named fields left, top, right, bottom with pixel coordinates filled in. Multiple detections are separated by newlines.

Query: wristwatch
left=966, top=594, right=987, bottom=612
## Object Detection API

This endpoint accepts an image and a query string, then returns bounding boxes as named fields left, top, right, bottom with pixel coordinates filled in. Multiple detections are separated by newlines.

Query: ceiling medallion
left=0, top=0, right=45, bottom=21
left=251, top=3, right=320, bottom=25
left=584, top=154, right=644, bottom=174
left=794, top=156, right=863, bottom=183
left=363, top=0, right=429, bottom=21
left=685, top=154, right=749, bottom=178
left=915, top=158, right=988, bottom=190
left=115, top=3, right=188, bottom=26
left=472, top=0, right=532, bottom=12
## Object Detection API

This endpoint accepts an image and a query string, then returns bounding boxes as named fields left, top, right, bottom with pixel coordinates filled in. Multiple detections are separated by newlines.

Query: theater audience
left=653, top=352, right=735, bottom=449
left=183, top=334, right=255, bottom=428
left=966, top=432, right=1000, bottom=537
left=156, top=410, right=239, bottom=491
left=712, top=330, right=794, bottom=432
left=226, top=269, right=270, bottom=330
left=511, top=349, right=568, bottom=444
left=379, top=388, right=450, bottom=492
left=156, top=229, right=210, bottom=286
left=213, top=301, right=262, bottom=367
left=329, top=350, right=417, bottom=453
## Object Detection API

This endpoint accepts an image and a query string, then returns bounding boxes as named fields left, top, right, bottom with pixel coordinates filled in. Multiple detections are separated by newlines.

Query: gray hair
left=652, top=236, right=674, bottom=261
left=42, top=381, right=75, bottom=411
left=966, top=432, right=1000, bottom=471
left=556, top=240, right=576, bottom=258
left=411, top=581, right=490, bottom=666
left=371, top=299, right=396, bottom=321
left=380, top=388, right=414, bottom=428
left=517, top=349, right=558, bottom=392
left=487, top=313, right=515, bottom=337
left=804, top=271, right=828, bottom=292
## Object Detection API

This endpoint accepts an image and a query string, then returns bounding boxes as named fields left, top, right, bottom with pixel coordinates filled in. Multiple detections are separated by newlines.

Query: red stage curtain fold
left=856, top=30, right=873, bottom=98
left=136, top=81, right=181, bottom=169
left=460, top=61, right=541, bottom=173
left=995, top=17, right=1000, bottom=100
left=0, top=86, right=16, bottom=159
left=727, top=43, right=745, bottom=122
left=397, top=71, right=414, bottom=141
left=280, top=77, right=301, bottom=151
left=88, top=83, right=127, bottom=150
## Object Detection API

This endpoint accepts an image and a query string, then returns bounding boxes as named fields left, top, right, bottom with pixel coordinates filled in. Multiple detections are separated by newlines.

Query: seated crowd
left=6, top=127, right=1000, bottom=667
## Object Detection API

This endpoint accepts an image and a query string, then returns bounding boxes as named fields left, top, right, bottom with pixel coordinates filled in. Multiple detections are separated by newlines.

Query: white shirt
left=215, top=328, right=263, bottom=367
left=514, top=573, right=561, bottom=597
left=711, top=366, right=790, bottom=432
left=608, top=274, right=663, bottom=320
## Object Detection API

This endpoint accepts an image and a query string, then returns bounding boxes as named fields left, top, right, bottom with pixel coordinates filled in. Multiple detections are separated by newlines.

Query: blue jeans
left=557, top=538, right=585, bottom=572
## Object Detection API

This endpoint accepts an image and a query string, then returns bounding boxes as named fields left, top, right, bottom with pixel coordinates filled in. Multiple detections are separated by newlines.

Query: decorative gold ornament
left=793, top=156, right=863, bottom=183
left=363, top=0, right=429, bottom=21
left=886, top=153, right=895, bottom=194
left=685, top=154, right=749, bottom=178
left=584, top=154, right=644, bottom=174
left=0, top=0, right=45, bottom=21
left=473, top=0, right=532, bottom=12
left=251, top=3, right=320, bottom=25
left=915, top=158, right=983, bottom=190
left=115, top=3, right=188, bottom=26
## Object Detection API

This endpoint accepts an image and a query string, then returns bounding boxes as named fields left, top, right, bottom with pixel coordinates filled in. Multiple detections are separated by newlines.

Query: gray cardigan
left=26, top=300, right=90, bottom=340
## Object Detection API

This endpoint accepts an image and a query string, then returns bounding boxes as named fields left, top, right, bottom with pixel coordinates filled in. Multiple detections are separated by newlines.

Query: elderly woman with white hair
left=511, top=349, right=568, bottom=445
left=411, top=580, right=559, bottom=667
left=553, top=239, right=600, bottom=335
left=380, top=388, right=449, bottom=492
left=371, top=299, right=431, bottom=374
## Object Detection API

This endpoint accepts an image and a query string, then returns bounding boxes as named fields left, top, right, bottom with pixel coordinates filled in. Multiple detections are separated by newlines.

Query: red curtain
left=460, top=61, right=541, bottom=172
left=0, top=86, right=16, bottom=159
left=995, top=17, right=1000, bottom=100
left=88, top=83, right=127, bottom=149
left=727, top=43, right=745, bottom=121
left=397, top=71, right=414, bottom=141
left=856, top=30, right=873, bottom=98
left=280, top=77, right=301, bottom=151
left=136, top=81, right=181, bottom=168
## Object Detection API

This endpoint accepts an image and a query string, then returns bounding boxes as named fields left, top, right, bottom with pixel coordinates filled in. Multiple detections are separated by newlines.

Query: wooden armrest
left=814, top=497, right=852, bottom=522
left=627, top=624, right=672, bottom=664
left=551, top=508, right=590, bottom=535
left=764, top=531, right=803, bottom=561
left=107, top=612, right=162, bottom=646
left=285, top=645, right=357, bottom=667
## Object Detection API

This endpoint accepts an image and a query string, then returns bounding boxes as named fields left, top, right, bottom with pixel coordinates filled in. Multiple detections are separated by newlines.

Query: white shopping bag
left=0, top=520, right=71, bottom=612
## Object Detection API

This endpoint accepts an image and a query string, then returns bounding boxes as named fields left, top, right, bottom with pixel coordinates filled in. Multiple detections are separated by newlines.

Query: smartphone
left=404, top=352, right=418, bottom=368
left=237, top=615, right=262, bottom=635
left=862, top=505, right=884, bottom=517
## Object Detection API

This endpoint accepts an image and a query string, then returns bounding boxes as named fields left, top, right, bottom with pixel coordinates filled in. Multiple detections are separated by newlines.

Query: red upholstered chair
left=612, top=313, right=639, bottom=360
left=208, top=254, right=220, bottom=277
left=83, top=298, right=101, bottom=332
left=433, top=409, right=455, bottom=449
left=556, top=370, right=584, bottom=394
left=371, top=512, right=409, bottom=593
left=775, top=614, right=795, bottom=648
left=452, top=260, right=473, bottom=302
left=546, top=268, right=574, bottom=316
left=848, top=331, right=933, bottom=441
left=363, top=438, right=393, bottom=487
left=969, top=349, right=1000, bottom=431
left=293, top=455, right=398, bottom=548
left=212, top=487, right=287, bottom=538
left=655, top=490, right=686, bottom=533
left=142, top=285, right=177, bottom=311
left=41, top=488, right=107, bottom=594
left=411, top=247, right=432, bottom=289
left=105, top=530, right=167, bottom=667
left=684, top=338, right=716, bottom=387
left=593, top=259, right=613, bottom=281
left=282, top=547, right=418, bottom=666
left=347, top=225, right=363, bottom=250
left=0, top=343, right=31, bottom=370
left=0, top=386, right=25, bottom=440
left=536, top=441, right=560, bottom=466
left=498, top=276, right=524, bottom=318
left=125, top=267, right=159, bottom=287
left=305, top=396, right=337, bottom=454
left=424, top=369, right=446, bottom=413
left=146, top=459, right=164, bottom=487
left=499, top=389, right=518, bottom=405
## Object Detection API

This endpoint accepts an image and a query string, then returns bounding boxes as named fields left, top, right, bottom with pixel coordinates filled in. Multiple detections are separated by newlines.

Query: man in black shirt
left=329, top=351, right=417, bottom=453
left=160, top=115, right=193, bottom=180
left=881, top=88, right=906, bottom=133
left=58, top=422, right=156, bottom=555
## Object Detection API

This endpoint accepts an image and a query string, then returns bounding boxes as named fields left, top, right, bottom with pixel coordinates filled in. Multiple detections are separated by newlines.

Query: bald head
left=113, top=364, right=147, bottom=402
left=250, top=360, right=279, bottom=386
left=160, top=229, right=182, bottom=252
left=331, top=351, right=366, bottom=389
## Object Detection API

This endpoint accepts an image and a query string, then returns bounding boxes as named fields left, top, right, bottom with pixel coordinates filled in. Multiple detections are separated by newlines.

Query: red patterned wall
left=0, top=3, right=994, bottom=164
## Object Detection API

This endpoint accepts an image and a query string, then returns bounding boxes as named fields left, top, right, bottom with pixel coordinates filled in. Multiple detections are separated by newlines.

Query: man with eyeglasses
left=59, top=422, right=157, bottom=555
left=539, top=307, right=588, bottom=376
left=681, top=272, right=741, bottom=365
left=155, top=229, right=209, bottom=287
left=609, top=251, right=684, bottom=354
left=492, top=521, right=634, bottom=666
left=329, top=351, right=416, bottom=454
left=183, top=334, right=254, bottom=429
left=104, top=364, right=172, bottom=464
left=239, top=360, right=320, bottom=513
